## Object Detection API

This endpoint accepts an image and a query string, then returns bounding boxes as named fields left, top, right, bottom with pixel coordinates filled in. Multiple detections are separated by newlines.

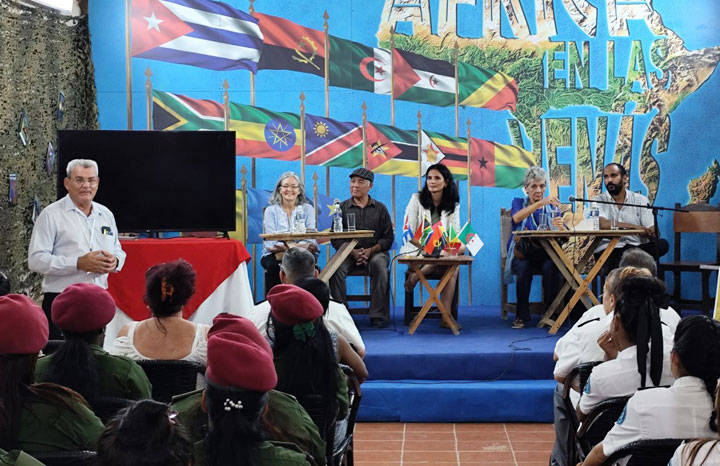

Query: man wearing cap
left=249, top=247, right=365, bottom=357
left=28, top=159, right=126, bottom=339
left=34, top=283, right=152, bottom=401
left=170, top=313, right=324, bottom=465
left=330, top=168, right=394, bottom=328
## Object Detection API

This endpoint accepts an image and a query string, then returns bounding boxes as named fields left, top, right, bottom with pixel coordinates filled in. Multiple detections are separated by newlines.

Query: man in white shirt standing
left=592, top=163, right=669, bottom=272
left=28, top=159, right=126, bottom=339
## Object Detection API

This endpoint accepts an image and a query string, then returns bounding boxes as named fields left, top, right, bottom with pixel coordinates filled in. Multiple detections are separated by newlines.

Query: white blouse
left=110, top=321, right=209, bottom=366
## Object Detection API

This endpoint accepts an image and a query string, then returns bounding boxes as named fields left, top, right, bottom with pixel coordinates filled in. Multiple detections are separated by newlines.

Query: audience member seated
left=0, top=271, right=9, bottom=297
left=267, top=285, right=368, bottom=451
left=262, top=171, right=319, bottom=295
left=35, top=283, right=151, bottom=401
left=171, top=313, right=326, bottom=466
left=199, top=313, right=311, bottom=465
left=669, top=372, right=720, bottom=466
left=580, top=315, right=720, bottom=466
left=249, top=247, right=365, bottom=358
left=576, top=276, right=674, bottom=422
left=96, top=399, right=193, bottom=466
left=0, top=294, right=103, bottom=453
left=111, top=259, right=209, bottom=364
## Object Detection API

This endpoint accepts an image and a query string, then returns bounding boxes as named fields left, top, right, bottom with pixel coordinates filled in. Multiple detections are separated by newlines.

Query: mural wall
left=89, top=0, right=720, bottom=305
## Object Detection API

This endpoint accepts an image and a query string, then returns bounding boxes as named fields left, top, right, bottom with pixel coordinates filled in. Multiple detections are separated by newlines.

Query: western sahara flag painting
left=393, top=49, right=455, bottom=107
left=131, top=0, right=263, bottom=72
left=152, top=90, right=301, bottom=160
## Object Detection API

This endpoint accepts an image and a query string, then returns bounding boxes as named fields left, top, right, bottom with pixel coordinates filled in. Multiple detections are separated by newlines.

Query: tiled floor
left=354, top=422, right=553, bottom=465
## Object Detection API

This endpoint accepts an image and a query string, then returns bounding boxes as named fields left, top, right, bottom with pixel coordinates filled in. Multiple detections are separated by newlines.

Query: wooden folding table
left=512, top=229, right=644, bottom=334
left=259, top=230, right=374, bottom=283
left=398, top=255, right=473, bottom=335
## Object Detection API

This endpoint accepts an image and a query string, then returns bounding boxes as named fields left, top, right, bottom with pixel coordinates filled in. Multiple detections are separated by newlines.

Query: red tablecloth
left=108, top=238, right=251, bottom=321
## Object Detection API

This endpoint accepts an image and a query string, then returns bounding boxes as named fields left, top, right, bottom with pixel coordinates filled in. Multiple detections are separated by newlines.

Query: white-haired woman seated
left=506, top=166, right=563, bottom=328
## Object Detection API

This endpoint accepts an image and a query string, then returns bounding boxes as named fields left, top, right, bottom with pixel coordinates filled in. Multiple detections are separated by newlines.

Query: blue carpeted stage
left=354, top=305, right=566, bottom=422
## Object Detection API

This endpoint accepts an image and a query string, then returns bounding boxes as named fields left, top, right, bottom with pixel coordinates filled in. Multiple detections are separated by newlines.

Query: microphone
left=569, top=196, right=576, bottom=203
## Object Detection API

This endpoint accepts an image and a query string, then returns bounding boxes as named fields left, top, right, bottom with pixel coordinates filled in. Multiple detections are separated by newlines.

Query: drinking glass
left=537, top=212, right=549, bottom=231
left=610, top=209, right=619, bottom=230
left=295, top=210, right=306, bottom=234
left=550, top=207, right=561, bottom=230
left=346, top=213, right=356, bottom=231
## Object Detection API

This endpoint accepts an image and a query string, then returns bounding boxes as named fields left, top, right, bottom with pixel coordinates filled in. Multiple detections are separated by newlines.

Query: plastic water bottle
left=294, top=207, right=306, bottom=234
left=333, top=199, right=343, bottom=233
left=590, top=202, right=600, bottom=231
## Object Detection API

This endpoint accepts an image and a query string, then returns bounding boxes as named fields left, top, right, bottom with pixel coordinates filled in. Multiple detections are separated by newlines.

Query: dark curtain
left=0, top=0, right=98, bottom=296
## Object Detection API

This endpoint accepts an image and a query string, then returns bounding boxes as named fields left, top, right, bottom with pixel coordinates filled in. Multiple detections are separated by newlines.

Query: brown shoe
left=440, top=319, right=462, bottom=330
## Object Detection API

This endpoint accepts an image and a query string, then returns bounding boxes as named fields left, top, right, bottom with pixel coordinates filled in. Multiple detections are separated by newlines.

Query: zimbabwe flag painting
left=469, top=138, right=535, bottom=188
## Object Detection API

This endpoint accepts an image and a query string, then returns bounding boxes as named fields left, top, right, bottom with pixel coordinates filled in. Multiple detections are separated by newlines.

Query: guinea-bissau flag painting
left=469, top=138, right=534, bottom=188
left=152, top=89, right=301, bottom=160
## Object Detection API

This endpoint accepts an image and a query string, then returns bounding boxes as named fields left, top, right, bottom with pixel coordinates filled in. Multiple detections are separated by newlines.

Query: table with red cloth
left=103, top=238, right=253, bottom=349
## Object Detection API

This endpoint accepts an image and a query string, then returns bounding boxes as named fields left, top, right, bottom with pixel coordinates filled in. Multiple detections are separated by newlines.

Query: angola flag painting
left=152, top=90, right=301, bottom=160
left=469, top=138, right=535, bottom=188
left=254, top=12, right=326, bottom=76
left=365, top=122, right=418, bottom=176
left=458, top=62, right=518, bottom=111
left=131, top=0, right=263, bottom=71
left=394, top=49, right=455, bottom=107
left=305, top=114, right=363, bottom=168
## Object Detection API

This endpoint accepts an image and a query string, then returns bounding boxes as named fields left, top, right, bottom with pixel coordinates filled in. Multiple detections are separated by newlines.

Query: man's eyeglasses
left=70, top=177, right=98, bottom=187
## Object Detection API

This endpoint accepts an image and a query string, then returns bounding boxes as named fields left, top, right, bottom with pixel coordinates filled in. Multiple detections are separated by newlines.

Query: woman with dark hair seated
left=96, top=399, right=193, bottom=466
left=576, top=275, right=674, bottom=421
left=0, top=294, right=103, bottom=452
left=580, top=314, right=720, bottom=466
left=669, top=378, right=720, bottom=465
left=35, top=283, right=151, bottom=401
left=112, top=259, right=208, bottom=364
left=400, top=163, right=464, bottom=325
left=201, top=314, right=310, bottom=465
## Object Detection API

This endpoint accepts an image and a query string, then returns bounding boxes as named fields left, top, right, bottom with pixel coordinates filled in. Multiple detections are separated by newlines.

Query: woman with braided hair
left=580, top=314, right=720, bottom=466
left=111, top=259, right=209, bottom=365
left=669, top=378, right=720, bottom=465
left=576, top=273, right=675, bottom=422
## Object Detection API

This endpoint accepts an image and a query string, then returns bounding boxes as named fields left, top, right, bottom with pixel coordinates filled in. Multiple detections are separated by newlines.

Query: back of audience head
left=681, top=378, right=720, bottom=465
left=96, top=399, right=193, bottom=466
left=144, top=259, right=196, bottom=320
left=267, top=284, right=338, bottom=415
left=614, top=275, right=667, bottom=387
left=673, top=315, right=720, bottom=432
left=0, top=271, right=9, bottom=296
left=618, top=248, right=657, bottom=277
left=280, top=247, right=316, bottom=284
left=603, top=267, right=651, bottom=314
left=204, top=313, right=277, bottom=466
left=46, top=283, right=116, bottom=400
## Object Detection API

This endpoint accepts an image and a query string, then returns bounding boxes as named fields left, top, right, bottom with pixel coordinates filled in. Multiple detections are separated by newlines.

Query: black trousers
left=42, top=292, right=63, bottom=340
left=595, top=238, right=669, bottom=274
left=261, top=254, right=282, bottom=298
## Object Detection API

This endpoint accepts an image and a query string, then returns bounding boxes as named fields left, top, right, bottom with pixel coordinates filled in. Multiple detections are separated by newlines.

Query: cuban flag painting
left=131, top=0, right=264, bottom=72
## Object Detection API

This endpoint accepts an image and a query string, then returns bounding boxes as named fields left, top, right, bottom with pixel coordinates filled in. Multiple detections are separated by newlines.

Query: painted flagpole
left=249, top=0, right=257, bottom=187
left=466, top=118, right=473, bottom=305
left=300, top=92, right=306, bottom=184
left=125, top=0, right=133, bottom=129
left=222, top=79, right=230, bottom=131
left=389, top=27, right=397, bottom=304
left=362, top=102, right=367, bottom=168
left=144, top=67, right=152, bottom=130
left=323, top=11, right=331, bottom=267
left=454, top=42, right=459, bottom=138
left=417, top=111, right=422, bottom=191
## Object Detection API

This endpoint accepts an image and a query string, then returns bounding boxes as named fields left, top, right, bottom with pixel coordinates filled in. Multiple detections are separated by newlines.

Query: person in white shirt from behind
left=576, top=275, right=675, bottom=422
left=28, top=159, right=126, bottom=339
left=580, top=315, right=720, bottom=466
left=248, top=247, right=365, bottom=358
left=669, top=376, right=720, bottom=466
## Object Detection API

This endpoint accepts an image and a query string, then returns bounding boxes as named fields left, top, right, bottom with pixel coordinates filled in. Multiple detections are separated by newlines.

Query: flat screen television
left=57, top=130, right=236, bottom=232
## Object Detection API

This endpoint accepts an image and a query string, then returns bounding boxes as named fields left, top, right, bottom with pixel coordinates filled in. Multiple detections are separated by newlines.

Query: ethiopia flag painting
left=469, top=138, right=534, bottom=188
left=152, top=90, right=301, bottom=160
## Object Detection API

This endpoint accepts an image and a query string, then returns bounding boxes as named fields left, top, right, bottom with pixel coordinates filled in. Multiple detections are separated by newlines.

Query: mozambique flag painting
left=153, top=90, right=301, bottom=160
left=365, top=123, right=418, bottom=176
left=469, top=138, right=534, bottom=188
left=305, top=114, right=363, bottom=168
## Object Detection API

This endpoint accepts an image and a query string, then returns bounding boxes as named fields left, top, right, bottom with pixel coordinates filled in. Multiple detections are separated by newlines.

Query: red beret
left=209, top=313, right=272, bottom=356
left=206, top=330, right=277, bottom=392
left=0, top=294, right=48, bottom=354
left=268, top=284, right=323, bottom=326
left=52, top=283, right=116, bottom=332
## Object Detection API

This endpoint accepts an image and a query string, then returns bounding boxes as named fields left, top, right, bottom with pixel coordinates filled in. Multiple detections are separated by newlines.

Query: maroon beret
left=0, top=294, right=48, bottom=354
left=52, top=283, right=116, bottom=332
left=268, top=284, right=323, bottom=326
left=209, top=313, right=272, bottom=356
left=206, top=330, right=277, bottom=392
